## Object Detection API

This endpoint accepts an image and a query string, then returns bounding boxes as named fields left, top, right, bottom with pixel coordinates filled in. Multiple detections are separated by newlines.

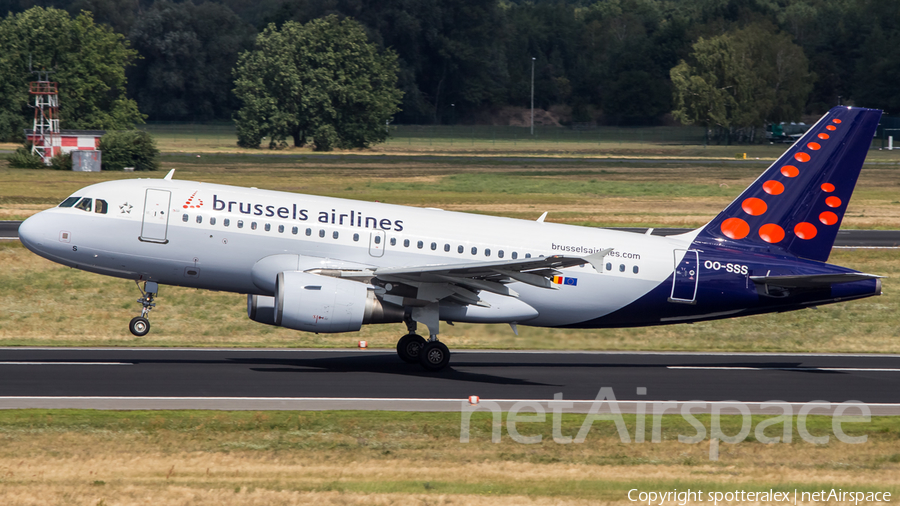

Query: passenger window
left=525, top=253, right=531, bottom=258
left=485, top=248, right=491, bottom=257
left=238, top=220, right=244, bottom=229
left=512, top=252, right=518, bottom=259
left=430, top=242, right=437, bottom=250
left=471, top=247, right=477, bottom=255
left=74, top=198, right=92, bottom=212
left=417, top=241, right=423, bottom=249
left=633, top=265, right=639, bottom=274
left=353, top=233, right=360, bottom=242
left=278, top=225, right=284, bottom=233
left=319, top=229, right=325, bottom=238
left=224, top=219, right=230, bottom=227
left=498, top=250, right=504, bottom=258
left=196, top=215, right=203, bottom=224
left=606, top=262, right=612, bottom=271
left=390, top=237, right=396, bottom=246
left=404, top=239, right=410, bottom=247
left=250, top=222, right=257, bottom=230
left=59, top=196, right=81, bottom=208
left=375, top=235, right=381, bottom=244
left=292, top=226, right=298, bottom=235
left=182, top=214, right=189, bottom=222
left=458, top=245, right=464, bottom=254
left=264, top=223, right=271, bottom=232
left=210, top=217, right=216, bottom=226
left=306, top=228, right=312, bottom=236
left=619, top=264, right=625, bottom=272
left=333, top=231, right=339, bottom=239
left=444, top=244, right=450, bottom=252
left=94, top=199, right=108, bottom=214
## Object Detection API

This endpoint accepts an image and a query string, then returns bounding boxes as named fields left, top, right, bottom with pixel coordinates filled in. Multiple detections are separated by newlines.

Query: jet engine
left=248, top=271, right=403, bottom=333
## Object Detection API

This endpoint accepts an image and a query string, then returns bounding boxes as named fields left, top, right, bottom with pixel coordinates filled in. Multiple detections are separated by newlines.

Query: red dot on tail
left=826, top=125, right=836, bottom=131
left=826, top=196, right=842, bottom=208
left=763, top=180, right=784, bottom=195
left=794, top=152, right=811, bottom=163
left=833, top=118, right=842, bottom=124
left=794, top=222, right=818, bottom=240
left=818, top=133, right=829, bottom=140
left=742, top=197, right=767, bottom=216
left=781, top=165, right=799, bottom=177
left=759, top=224, right=785, bottom=243
left=819, top=211, right=838, bottom=225
left=821, top=183, right=835, bottom=192
left=807, top=142, right=821, bottom=150
left=721, top=217, right=749, bottom=240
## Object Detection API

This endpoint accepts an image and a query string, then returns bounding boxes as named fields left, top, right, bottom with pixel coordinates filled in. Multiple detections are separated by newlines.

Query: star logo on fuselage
left=120, top=202, right=133, bottom=214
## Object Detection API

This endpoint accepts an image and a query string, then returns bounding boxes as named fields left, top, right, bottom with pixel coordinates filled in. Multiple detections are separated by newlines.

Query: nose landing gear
left=130, top=281, right=158, bottom=337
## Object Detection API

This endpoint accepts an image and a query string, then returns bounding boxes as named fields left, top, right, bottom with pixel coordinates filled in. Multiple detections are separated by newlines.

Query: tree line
left=1, top=0, right=899, bottom=135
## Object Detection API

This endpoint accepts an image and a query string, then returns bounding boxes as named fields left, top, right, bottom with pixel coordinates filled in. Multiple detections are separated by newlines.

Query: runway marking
left=668, top=366, right=900, bottom=372
left=0, top=362, right=133, bottom=366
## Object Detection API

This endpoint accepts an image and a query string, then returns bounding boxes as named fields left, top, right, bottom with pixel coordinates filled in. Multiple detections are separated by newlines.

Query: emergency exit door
left=140, top=189, right=171, bottom=243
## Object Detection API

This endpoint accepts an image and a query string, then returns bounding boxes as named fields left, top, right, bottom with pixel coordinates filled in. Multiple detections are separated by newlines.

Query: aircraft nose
left=18, top=212, right=48, bottom=254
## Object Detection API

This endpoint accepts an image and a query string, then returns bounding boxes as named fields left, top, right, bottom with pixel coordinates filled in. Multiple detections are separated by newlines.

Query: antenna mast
left=29, top=64, right=59, bottom=165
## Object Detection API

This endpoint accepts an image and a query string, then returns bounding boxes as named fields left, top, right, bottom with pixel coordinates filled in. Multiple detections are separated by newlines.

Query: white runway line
left=668, top=366, right=900, bottom=372
left=0, top=362, right=133, bottom=366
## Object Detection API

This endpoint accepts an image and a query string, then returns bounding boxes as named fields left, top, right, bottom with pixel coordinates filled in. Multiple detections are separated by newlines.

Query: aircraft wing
left=314, top=249, right=612, bottom=305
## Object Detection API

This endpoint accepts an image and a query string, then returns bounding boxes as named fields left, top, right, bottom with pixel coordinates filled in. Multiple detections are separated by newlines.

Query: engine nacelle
left=270, top=271, right=403, bottom=333
left=247, top=294, right=276, bottom=325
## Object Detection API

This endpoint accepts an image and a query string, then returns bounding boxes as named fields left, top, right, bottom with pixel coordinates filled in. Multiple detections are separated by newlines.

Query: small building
left=24, top=129, right=105, bottom=157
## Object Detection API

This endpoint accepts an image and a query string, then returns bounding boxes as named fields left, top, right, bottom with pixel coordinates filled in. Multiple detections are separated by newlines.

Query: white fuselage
left=21, top=178, right=700, bottom=327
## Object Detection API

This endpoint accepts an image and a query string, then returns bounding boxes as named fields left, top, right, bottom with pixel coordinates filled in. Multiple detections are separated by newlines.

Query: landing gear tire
left=419, top=341, right=451, bottom=371
left=129, top=316, right=150, bottom=337
left=397, top=333, right=426, bottom=363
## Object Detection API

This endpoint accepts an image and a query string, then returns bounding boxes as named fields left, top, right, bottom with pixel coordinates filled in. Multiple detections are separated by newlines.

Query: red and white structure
left=26, top=79, right=103, bottom=164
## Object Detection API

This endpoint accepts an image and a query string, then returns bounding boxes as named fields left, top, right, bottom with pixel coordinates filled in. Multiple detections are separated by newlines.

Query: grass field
left=0, top=409, right=896, bottom=505
left=2, top=127, right=900, bottom=504
left=1, top=241, right=897, bottom=351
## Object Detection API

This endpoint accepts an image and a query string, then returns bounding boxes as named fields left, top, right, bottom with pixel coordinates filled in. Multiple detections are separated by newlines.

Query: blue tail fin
left=694, top=106, right=882, bottom=262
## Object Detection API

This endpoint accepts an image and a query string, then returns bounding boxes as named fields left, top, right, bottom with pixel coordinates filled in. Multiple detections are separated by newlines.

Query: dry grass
left=0, top=410, right=898, bottom=505
left=2, top=151, right=900, bottom=228
left=0, top=241, right=898, bottom=352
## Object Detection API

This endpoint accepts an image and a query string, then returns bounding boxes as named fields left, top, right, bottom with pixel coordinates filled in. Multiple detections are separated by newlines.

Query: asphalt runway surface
left=4, top=220, right=900, bottom=246
left=1, top=348, right=898, bottom=413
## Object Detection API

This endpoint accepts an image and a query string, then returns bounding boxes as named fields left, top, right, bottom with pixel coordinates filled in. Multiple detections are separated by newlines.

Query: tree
left=128, top=1, right=255, bottom=121
left=0, top=7, right=144, bottom=141
left=232, top=15, right=402, bottom=151
left=98, top=129, right=159, bottom=170
left=671, top=23, right=812, bottom=142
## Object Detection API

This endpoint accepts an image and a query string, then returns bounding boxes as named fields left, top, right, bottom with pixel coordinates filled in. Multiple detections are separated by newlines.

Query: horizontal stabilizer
left=749, top=273, right=881, bottom=288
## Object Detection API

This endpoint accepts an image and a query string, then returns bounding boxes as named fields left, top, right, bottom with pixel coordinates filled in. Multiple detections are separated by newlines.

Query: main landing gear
left=130, top=281, right=158, bottom=337
left=395, top=312, right=451, bottom=371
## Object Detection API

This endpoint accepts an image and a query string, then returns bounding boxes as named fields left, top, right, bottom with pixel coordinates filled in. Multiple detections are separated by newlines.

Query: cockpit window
left=74, top=198, right=93, bottom=212
left=59, top=197, right=81, bottom=208
left=94, top=199, right=108, bottom=214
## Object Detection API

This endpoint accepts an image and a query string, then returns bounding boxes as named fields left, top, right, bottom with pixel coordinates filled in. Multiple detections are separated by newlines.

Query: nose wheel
left=130, top=281, right=158, bottom=336
left=129, top=316, right=150, bottom=336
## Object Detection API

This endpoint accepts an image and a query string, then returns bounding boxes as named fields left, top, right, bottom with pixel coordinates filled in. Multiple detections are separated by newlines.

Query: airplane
left=17, top=106, right=883, bottom=371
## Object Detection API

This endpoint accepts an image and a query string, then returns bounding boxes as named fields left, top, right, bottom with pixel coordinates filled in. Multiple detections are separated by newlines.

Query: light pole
left=530, top=57, right=535, bottom=136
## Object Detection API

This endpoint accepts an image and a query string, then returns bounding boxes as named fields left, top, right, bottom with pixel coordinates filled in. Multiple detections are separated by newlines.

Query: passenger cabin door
left=368, top=230, right=385, bottom=257
left=140, top=189, right=171, bottom=244
left=669, top=249, right=698, bottom=304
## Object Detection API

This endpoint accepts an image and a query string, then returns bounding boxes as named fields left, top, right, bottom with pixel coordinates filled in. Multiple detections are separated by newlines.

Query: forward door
left=140, top=189, right=171, bottom=244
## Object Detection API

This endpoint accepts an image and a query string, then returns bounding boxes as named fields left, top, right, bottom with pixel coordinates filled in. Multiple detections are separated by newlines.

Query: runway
left=1, top=348, right=898, bottom=413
